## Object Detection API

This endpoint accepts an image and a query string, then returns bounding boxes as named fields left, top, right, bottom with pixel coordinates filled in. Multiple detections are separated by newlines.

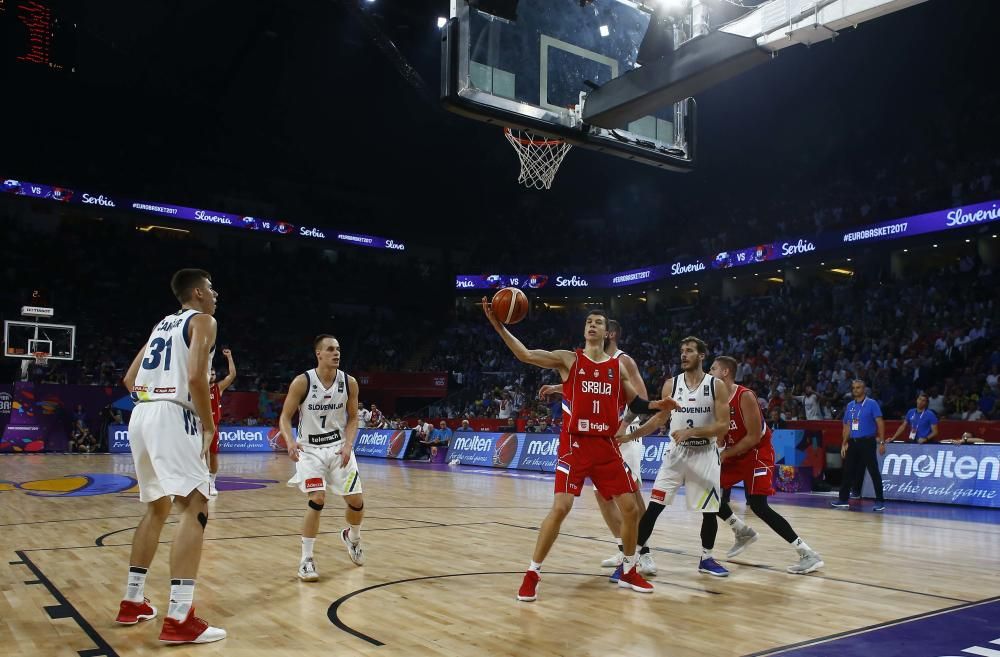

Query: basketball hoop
left=32, top=351, right=49, bottom=366
left=504, top=127, right=572, bottom=190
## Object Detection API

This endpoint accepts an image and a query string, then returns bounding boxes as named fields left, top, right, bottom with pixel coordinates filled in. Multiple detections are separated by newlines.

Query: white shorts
left=287, top=442, right=363, bottom=496
left=128, top=402, right=210, bottom=503
left=649, top=440, right=721, bottom=512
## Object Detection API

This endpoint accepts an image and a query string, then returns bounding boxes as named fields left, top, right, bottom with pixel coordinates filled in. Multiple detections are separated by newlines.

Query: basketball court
left=2, top=454, right=997, bottom=657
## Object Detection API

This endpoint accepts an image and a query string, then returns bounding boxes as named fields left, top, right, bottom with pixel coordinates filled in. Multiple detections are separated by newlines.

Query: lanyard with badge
left=850, top=399, right=865, bottom=432
left=909, top=409, right=925, bottom=440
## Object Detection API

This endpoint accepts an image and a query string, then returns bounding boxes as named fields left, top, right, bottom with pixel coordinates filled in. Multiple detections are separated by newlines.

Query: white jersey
left=297, top=369, right=349, bottom=446
left=668, top=372, right=719, bottom=438
left=133, top=308, right=211, bottom=411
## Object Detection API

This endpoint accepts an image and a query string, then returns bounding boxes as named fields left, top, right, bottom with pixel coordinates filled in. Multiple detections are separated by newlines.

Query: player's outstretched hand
left=287, top=439, right=302, bottom=462
left=482, top=296, right=501, bottom=330
left=538, top=384, right=560, bottom=399
left=649, top=397, right=680, bottom=413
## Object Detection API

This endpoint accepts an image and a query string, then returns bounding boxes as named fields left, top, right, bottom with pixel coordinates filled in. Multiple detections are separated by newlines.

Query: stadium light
left=438, top=16, right=448, bottom=28
left=599, top=24, right=610, bottom=37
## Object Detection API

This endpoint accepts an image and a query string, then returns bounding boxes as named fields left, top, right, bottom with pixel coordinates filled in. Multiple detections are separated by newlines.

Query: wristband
left=628, top=397, right=653, bottom=415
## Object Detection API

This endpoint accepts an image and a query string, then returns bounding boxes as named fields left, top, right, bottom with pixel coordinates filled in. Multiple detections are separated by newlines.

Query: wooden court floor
left=1, top=453, right=998, bottom=657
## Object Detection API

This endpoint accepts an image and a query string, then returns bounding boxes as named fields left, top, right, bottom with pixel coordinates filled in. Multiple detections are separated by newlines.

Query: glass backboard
left=3, top=321, right=76, bottom=360
left=442, top=0, right=695, bottom=171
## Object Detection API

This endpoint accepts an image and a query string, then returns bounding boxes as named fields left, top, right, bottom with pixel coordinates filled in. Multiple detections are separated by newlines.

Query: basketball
left=493, top=433, right=520, bottom=467
left=491, top=287, right=528, bottom=325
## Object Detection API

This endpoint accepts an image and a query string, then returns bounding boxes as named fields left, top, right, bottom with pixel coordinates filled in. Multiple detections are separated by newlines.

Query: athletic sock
left=124, top=566, right=147, bottom=602
left=301, top=537, right=315, bottom=560
left=348, top=525, right=361, bottom=543
left=791, top=537, right=812, bottom=555
left=726, top=515, right=747, bottom=532
left=167, top=579, right=195, bottom=621
left=529, top=561, right=542, bottom=573
left=622, top=554, right=637, bottom=572
left=209, top=473, right=217, bottom=484
left=701, top=548, right=713, bottom=560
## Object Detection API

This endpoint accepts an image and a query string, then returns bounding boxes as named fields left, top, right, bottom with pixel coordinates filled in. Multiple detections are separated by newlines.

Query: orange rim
left=504, top=127, right=565, bottom=147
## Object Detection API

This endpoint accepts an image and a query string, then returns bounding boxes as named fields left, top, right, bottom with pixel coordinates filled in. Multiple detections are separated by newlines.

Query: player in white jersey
left=538, top=319, right=649, bottom=572
left=626, top=336, right=731, bottom=577
left=115, top=268, right=226, bottom=645
left=278, top=334, right=365, bottom=582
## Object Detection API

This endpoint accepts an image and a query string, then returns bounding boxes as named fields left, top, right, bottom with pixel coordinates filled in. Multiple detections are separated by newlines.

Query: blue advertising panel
left=108, top=424, right=280, bottom=453
left=353, top=428, right=412, bottom=459
left=1, top=178, right=406, bottom=251
left=110, top=425, right=414, bottom=457
left=862, top=443, right=1000, bottom=508
left=448, top=432, right=673, bottom=480
left=456, top=198, right=1000, bottom=290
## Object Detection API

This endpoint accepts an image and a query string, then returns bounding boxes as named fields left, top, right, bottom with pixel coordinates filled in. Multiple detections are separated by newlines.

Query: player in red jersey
left=483, top=301, right=677, bottom=601
left=207, top=348, right=236, bottom=497
left=708, top=356, right=824, bottom=574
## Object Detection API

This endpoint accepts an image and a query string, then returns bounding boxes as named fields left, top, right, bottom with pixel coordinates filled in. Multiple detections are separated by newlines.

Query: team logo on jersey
left=338, top=382, right=345, bottom=393
left=578, top=419, right=590, bottom=432
left=607, top=368, right=614, bottom=380
left=704, top=385, right=710, bottom=395
left=593, top=369, right=599, bottom=378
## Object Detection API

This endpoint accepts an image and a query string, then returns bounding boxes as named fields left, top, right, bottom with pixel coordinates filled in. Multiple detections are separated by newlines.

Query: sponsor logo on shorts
left=305, top=477, right=324, bottom=491
left=578, top=419, right=590, bottom=432
left=651, top=489, right=666, bottom=502
left=153, top=387, right=176, bottom=394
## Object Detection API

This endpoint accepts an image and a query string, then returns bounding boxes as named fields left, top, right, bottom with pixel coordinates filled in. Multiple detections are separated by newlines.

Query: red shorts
left=555, top=434, right=637, bottom=500
left=721, top=447, right=775, bottom=496
left=209, top=430, right=220, bottom=455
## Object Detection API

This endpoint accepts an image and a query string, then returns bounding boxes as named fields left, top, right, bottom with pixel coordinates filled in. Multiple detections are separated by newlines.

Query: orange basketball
left=491, top=287, right=528, bottom=324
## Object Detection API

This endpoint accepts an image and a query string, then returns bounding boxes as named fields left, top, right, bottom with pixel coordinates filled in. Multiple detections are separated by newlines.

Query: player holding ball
left=483, top=289, right=678, bottom=601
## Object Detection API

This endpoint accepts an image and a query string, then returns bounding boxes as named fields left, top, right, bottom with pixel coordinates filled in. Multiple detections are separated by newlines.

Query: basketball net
left=504, top=127, right=572, bottom=190
left=32, top=351, right=49, bottom=366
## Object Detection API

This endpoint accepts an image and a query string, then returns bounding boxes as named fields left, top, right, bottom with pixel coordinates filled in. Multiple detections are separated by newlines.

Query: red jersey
left=209, top=383, right=222, bottom=427
left=725, top=384, right=773, bottom=459
left=561, top=349, right=622, bottom=438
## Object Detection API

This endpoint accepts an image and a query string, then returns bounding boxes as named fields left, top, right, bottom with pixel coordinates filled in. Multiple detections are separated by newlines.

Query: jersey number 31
left=142, top=337, right=173, bottom=371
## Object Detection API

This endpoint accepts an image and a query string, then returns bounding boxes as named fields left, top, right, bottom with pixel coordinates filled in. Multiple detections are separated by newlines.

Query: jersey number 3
left=142, top=337, right=173, bottom=371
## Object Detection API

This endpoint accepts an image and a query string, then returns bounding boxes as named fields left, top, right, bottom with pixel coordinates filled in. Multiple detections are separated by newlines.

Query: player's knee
left=149, top=498, right=172, bottom=521
left=616, top=495, right=639, bottom=518
left=308, top=493, right=326, bottom=510
left=551, top=498, right=573, bottom=518
left=747, top=495, right=770, bottom=516
left=346, top=496, right=364, bottom=513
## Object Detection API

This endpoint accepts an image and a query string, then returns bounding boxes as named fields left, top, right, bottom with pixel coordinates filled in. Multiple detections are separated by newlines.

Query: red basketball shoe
left=159, top=608, right=226, bottom=644
left=115, top=598, right=157, bottom=625
left=618, top=567, right=654, bottom=593
left=517, top=570, right=540, bottom=601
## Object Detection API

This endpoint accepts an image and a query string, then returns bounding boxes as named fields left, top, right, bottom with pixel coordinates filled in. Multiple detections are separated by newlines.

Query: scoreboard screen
left=1, top=0, right=77, bottom=73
